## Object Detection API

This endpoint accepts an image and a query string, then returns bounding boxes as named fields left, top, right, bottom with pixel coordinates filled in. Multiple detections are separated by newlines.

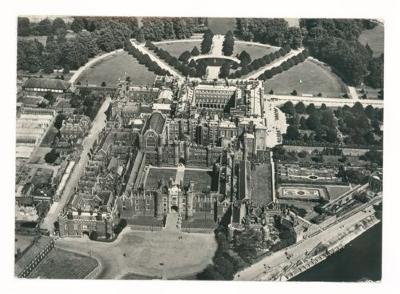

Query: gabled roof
left=23, top=78, right=71, bottom=90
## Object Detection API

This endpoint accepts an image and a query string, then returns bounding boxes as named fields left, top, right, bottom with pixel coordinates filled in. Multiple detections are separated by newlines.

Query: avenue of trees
left=145, top=41, right=198, bottom=77
left=280, top=101, right=383, bottom=148
left=124, top=41, right=171, bottom=76
left=229, top=45, right=292, bottom=79
left=300, top=19, right=383, bottom=88
left=257, top=49, right=309, bottom=80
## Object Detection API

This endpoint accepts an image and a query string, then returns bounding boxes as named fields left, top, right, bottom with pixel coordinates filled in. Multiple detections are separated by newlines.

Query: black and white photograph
left=2, top=0, right=400, bottom=293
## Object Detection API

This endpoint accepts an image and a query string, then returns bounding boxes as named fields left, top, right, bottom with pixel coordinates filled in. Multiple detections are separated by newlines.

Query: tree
left=52, top=17, right=66, bottom=34
left=281, top=101, right=295, bottom=115
left=54, top=114, right=66, bottom=130
left=285, top=27, right=303, bottom=49
left=178, top=51, right=191, bottom=63
left=44, top=92, right=56, bottom=105
left=188, top=59, right=197, bottom=68
left=36, top=18, right=53, bottom=36
left=18, top=17, right=30, bottom=36
left=238, top=50, right=251, bottom=66
left=286, top=125, right=300, bottom=140
left=222, top=31, right=235, bottom=56
left=306, top=103, right=316, bottom=114
left=295, top=102, right=306, bottom=113
left=44, top=149, right=59, bottom=164
left=219, top=62, right=231, bottom=79
left=201, top=29, right=213, bottom=54
left=306, top=113, right=321, bottom=130
left=191, top=46, right=200, bottom=56
left=71, top=18, right=84, bottom=33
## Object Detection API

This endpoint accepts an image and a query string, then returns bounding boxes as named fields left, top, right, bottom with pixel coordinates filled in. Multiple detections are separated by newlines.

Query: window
left=82, top=224, right=87, bottom=230
left=135, top=206, right=139, bottom=210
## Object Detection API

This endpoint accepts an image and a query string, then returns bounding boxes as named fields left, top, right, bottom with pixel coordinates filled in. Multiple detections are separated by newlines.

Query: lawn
left=250, top=163, right=273, bottom=205
left=233, top=42, right=279, bottom=60
left=77, top=51, right=156, bottom=87
left=28, top=248, right=98, bottom=279
left=325, top=185, right=351, bottom=200
left=264, top=59, right=348, bottom=98
left=207, top=18, right=236, bottom=34
left=156, top=40, right=202, bottom=58
left=145, top=167, right=177, bottom=190
left=55, top=228, right=217, bottom=279
left=183, top=169, right=214, bottom=192
left=358, top=24, right=384, bottom=57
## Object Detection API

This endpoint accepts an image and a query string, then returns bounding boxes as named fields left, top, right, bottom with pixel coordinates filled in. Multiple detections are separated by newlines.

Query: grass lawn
left=77, top=51, right=156, bottom=87
left=326, top=185, right=351, bottom=200
left=183, top=169, right=214, bottom=192
left=264, top=59, right=348, bottom=98
left=359, top=24, right=384, bottom=57
left=56, top=228, right=217, bottom=279
left=207, top=18, right=236, bottom=34
left=28, top=248, right=98, bottom=279
left=233, top=42, right=279, bottom=60
left=251, top=163, right=273, bottom=205
left=156, top=40, right=202, bottom=58
left=145, top=167, right=177, bottom=190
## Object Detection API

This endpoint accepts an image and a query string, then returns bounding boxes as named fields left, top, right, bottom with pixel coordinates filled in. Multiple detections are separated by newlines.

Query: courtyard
left=55, top=227, right=217, bottom=279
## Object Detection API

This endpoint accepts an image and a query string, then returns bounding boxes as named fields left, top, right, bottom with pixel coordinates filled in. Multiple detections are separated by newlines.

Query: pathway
left=265, top=93, right=384, bottom=108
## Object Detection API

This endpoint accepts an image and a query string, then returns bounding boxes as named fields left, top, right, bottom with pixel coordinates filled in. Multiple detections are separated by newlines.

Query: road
left=245, top=48, right=305, bottom=80
left=40, top=97, right=111, bottom=233
left=235, top=197, right=381, bottom=280
left=266, top=93, right=384, bottom=108
left=211, top=34, right=224, bottom=56
left=129, top=40, right=184, bottom=79
left=69, top=49, right=124, bottom=85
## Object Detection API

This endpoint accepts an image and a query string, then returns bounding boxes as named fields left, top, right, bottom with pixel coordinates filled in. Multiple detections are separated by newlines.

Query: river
left=291, top=222, right=382, bottom=282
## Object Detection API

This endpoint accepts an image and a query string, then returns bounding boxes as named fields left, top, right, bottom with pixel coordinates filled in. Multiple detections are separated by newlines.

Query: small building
left=22, top=78, right=71, bottom=95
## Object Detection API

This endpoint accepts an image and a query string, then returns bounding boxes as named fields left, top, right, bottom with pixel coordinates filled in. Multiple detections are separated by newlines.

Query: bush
left=44, top=149, right=59, bottom=164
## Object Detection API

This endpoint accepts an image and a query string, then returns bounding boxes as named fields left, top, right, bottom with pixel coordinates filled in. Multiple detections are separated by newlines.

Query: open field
left=207, top=17, right=236, bottom=34
left=359, top=24, right=384, bottom=57
left=56, top=228, right=217, bottom=279
left=233, top=42, right=279, bottom=60
left=264, top=59, right=348, bottom=98
left=77, top=51, right=156, bottom=87
left=28, top=248, right=98, bottom=279
left=156, top=40, right=202, bottom=58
